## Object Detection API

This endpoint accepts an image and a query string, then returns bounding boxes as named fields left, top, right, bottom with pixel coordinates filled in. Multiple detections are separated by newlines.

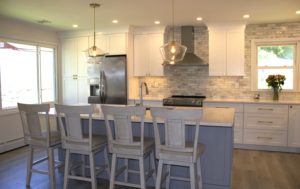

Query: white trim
left=251, top=38, right=300, bottom=92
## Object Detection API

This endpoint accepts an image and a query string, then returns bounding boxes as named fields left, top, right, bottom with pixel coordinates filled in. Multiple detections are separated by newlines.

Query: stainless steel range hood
left=164, top=26, right=207, bottom=66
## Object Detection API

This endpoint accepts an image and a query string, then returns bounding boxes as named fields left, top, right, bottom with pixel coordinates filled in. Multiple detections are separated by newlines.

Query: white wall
left=0, top=16, right=60, bottom=152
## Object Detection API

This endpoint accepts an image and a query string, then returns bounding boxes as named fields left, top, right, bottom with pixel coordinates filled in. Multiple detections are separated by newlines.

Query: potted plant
left=266, top=74, right=286, bottom=100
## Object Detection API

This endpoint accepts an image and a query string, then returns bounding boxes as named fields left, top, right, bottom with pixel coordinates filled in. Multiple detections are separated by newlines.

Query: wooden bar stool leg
left=150, top=151, right=157, bottom=183
left=89, top=153, right=97, bottom=189
left=124, top=158, right=129, bottom=182
left=197, top=158, right=203, bottom=189
left=139, top=157, right=146, bottom=189
left=48, top=148, right=56, bottom=189
left=104, top=146, right=110, bottom=177
left=26, top=147, right=34, bottom=187
left=109, top=154, right=117, bottom=189
left=189, top=164, right=196, bottom=189
left=166, top=164, right=171, bottom=189
left=155, top=159, right=163, bottom=189
left=63, top=150, right=70, bottom=189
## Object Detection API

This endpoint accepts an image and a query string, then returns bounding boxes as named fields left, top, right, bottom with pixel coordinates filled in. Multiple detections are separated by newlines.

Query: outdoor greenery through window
left=256, top=44, right=295, bottom=90
left=0, top=41, right=56, bottom=109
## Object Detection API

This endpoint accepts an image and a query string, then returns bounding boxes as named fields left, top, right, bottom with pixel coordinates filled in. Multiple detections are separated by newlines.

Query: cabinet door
left=108, top=34, right=126, bottom=55
left=77, top=37, right=89, bottom=77
left=288, top=105, right=300, bottom=147
left=62, top=78, right=78, bottom=104
left=148, top=33, right=164, bottom=76
left=226, top=29, right=244, bottom=76
left=133, top=34, right=149, bottom=76
left=62, top=38, right=77, bottom=77
left=77, top=77, right=89, bottom=104
left=209, top=30, right=227, bottom=76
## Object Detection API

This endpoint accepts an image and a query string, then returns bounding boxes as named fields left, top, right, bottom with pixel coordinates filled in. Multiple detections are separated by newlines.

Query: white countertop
left=51, top=106, right=235, bottom=128
left=204, top=98, right=300, bottom=105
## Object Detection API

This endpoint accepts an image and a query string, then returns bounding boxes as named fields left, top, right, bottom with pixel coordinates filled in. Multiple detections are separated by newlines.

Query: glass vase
left=273, top=87, right=279, bottom=101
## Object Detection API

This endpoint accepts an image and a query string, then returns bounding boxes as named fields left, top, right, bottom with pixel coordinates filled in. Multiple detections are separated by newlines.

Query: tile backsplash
left=139, top=22, right=300, bottom=100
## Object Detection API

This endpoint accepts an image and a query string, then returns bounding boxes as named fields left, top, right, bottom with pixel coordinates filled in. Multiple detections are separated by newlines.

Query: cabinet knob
left=290, top=105, right=293, bottom=109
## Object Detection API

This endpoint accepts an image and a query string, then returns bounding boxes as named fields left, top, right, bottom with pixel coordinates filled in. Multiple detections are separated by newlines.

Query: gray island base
left=58, top=107, right=234, bottom=189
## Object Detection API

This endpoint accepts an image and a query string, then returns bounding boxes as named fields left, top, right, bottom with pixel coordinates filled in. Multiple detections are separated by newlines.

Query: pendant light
left=160, top=0, right=187, bottom=65
left=85, top=3, right=107, bottom=57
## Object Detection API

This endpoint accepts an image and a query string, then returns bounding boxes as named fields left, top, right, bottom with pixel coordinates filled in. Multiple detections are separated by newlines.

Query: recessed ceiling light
left=196, top=17, right=203, bottom=21
left=72, top=24, right=78, bottom=28
left=112, top=20, right=119, bottom=24
left=296, top=10, right=300, bottom=14
left=154, top=21, right=160, bottom=24
left=243, top=14, right=250, bottom=19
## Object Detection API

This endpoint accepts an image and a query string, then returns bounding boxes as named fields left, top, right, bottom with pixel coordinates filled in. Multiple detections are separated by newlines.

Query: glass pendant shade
left=86, top=45, right=107, bottom=57
left=85, top=3, right=106, bottom=58
left=160, top=40, right=187, bottom=64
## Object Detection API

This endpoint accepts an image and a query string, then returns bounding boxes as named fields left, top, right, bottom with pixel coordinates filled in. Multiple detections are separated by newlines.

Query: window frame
left=0, top=38, right=58, bottom=110
left=251, top=38, right=300, bottom=92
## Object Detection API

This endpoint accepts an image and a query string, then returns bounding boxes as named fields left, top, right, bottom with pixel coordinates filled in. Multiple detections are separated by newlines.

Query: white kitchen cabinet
left=243, top=104, right=288, bottom=146
left=61, top=37, right=89, bottom=104
left=90, top=33, right=127, bottom=55
left=203, top=101, right=244, bottom=143
left=208, top=24, right=245, bottom=76
left=288, top=105, right=300, bottom=147
left=133, top=33, right=164, bottom=76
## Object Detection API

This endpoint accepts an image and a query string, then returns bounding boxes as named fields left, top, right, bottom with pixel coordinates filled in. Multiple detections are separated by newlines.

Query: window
left=251, top=39, right=300, bottom=91
left=0, top=41, right=56, bottom=109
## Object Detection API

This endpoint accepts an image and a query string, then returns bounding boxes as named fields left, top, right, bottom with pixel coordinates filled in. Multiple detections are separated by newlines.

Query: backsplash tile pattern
left=140, top=22, right=300, bottom=100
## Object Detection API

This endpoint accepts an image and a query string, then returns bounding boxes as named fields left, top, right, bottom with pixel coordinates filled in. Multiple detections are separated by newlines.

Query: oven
left=162, top=95, right=206, bottom=107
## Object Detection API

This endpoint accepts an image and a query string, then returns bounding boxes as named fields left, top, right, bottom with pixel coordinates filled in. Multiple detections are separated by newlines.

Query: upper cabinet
left=208, top=23, right=245, bottom=76
left=133, top=32, right=164, bottom=77
left=89, top=33, right=127, bottom=55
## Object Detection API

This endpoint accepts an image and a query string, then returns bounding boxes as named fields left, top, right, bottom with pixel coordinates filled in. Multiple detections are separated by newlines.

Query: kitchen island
left=58, top=106, right=235, bottom=189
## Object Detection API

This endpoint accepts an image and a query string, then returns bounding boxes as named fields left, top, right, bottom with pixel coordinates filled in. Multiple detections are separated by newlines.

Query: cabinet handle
left=257, top=136, right=273, bottom=140
left=73, top=74, right=78, bottom=80
left=257, top=108, right=273, bottom=111
left=257, top=121, right=273, bottom=124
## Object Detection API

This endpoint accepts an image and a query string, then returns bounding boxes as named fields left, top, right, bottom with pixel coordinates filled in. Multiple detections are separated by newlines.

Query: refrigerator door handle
left=100, top=70, right=105, bottom=103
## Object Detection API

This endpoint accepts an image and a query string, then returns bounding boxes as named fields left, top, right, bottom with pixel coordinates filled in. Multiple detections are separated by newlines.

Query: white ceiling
left=0, top=0, right=299, bottom=32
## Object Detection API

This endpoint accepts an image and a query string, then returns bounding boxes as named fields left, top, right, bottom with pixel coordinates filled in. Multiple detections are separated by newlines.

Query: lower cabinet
left=243, top=104, right=288, bottom=147
left=288, top=105, right=300, bottom=147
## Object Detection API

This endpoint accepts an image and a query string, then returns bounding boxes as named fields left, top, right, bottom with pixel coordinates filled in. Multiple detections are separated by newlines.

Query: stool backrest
left=55, top=104, right=93, bottom=150
left=150, top=107, right=203, bottom=160
left=101, top=105, right=146, bottom=153
left=18, top=103, right=51, bottom=146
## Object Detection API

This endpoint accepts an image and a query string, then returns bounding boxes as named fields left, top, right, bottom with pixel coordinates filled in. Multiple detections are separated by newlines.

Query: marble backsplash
left=139, top=22, right=300, bottom=101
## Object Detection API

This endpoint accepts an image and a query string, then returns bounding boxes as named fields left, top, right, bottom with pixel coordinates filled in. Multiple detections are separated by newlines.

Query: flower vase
left=273, top=87, right=279, bottom=100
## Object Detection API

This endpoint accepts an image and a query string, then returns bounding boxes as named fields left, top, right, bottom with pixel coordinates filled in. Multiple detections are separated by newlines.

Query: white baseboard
left=0, top=138, right=25, bottom=153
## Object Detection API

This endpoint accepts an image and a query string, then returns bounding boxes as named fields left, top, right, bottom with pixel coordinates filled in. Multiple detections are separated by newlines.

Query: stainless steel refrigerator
left=87, top=55, right=127, bottom=104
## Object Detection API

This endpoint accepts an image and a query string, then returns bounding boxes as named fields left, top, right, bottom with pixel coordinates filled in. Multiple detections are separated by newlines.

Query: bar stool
left=101, top=105, right=156, bottom=189
left=55, top=104, right=110, bottom=189
left=150, top=107, right=204, bottom=189
left=18, top=103, right=61, bottom=189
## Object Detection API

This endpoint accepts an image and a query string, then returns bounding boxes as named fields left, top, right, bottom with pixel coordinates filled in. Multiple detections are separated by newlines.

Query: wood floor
left=0, top=146, right=300, bottom=189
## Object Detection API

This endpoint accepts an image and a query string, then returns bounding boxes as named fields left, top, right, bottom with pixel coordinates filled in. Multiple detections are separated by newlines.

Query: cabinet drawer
left=234, top=113, right=243, bottom=129
left=234, top=128, right=243, bottom=143
left=244, top=114, right=287, bottom=130
left=244, top=104, right=288, bottom=114
left=204, top=102, right=243, bottom=113
left=244, top=129, right=287, bottom=146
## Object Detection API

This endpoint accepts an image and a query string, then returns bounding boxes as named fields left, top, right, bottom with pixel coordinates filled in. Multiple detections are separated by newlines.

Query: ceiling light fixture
left=243, top=14, right=250, bottom=19
left=196, top=17, right=203, bottom=21
left=296, top=10, right=300, bottom=14
left=160, top=0, right=187, bottom=65
left=112, top=20, right=118, bottom=23
left=85, top=3, right=107, bottom=57
left=154, top=21, right=160, bottom=24
left=72, top=24, right=78, bottom=28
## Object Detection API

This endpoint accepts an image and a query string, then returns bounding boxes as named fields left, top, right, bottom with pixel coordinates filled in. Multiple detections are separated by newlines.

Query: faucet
left=139, top=82, right=149, bottom=106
